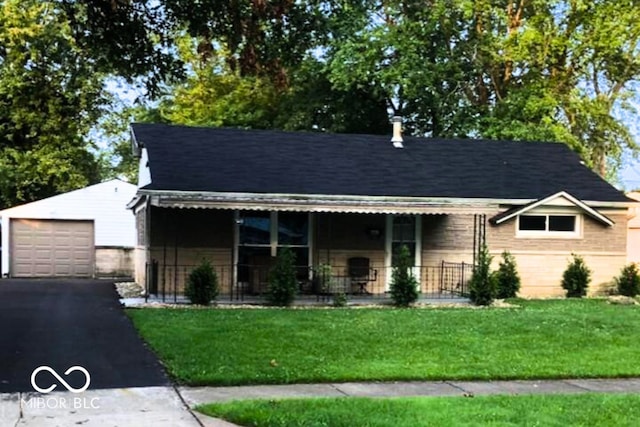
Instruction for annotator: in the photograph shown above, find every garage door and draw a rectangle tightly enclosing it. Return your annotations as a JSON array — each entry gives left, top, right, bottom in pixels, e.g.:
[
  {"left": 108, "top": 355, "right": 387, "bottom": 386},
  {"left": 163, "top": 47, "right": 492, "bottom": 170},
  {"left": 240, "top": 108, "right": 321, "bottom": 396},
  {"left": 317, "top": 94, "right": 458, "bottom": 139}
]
[{"left": 10, "top": 219, "right": 94, "bottom": 277}]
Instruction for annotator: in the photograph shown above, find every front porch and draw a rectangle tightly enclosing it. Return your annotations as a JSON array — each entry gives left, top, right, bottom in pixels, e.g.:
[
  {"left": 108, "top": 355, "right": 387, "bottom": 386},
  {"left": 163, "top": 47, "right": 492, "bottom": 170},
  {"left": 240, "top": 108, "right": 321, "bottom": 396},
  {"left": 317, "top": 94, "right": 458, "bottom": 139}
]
[
  {"left": 137, "top": 206, "right": 487, "bottom": 302},
  {"left": 144, "top": 260, "right": 475, "bottom": 303}
]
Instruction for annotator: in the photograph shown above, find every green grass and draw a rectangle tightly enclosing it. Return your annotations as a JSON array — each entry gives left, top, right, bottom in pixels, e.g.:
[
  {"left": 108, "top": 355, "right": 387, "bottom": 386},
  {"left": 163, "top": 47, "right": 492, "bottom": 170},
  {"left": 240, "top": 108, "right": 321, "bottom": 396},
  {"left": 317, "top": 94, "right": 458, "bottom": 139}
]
[
  {"left": 127, "top": 299, "right": 640, "bottom": 386},
  {"left": 199, "top": 394, "right": 640, "bottom": 426}
]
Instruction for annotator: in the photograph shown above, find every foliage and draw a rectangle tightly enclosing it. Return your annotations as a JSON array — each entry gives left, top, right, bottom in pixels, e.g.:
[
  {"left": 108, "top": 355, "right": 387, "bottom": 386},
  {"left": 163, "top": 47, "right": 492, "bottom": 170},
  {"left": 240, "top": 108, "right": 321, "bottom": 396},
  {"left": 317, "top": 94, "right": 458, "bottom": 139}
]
[
  {"left": 390, "top": 245, "right": 419, "bottom": 307},
  {"left": 185, "top": 259, "right": 218, "bottom": 305},
  {"left": 561, "top": 254, "right": 592, "bottom": 298},
  {"left": 326, "top": 0, "right": 640, "bottom": 177},
  {"left": 469, "top": 245, "right": 496, "bottom": 306},
  {"left": 615, "top": 263, "right": 640, "bottom": 297},
  {"left": 495, "top": 251, "right": 521, "bottom": 299},
  {"left": 129, "top": 299, "right": 640, "bottom": 386},
  {"left": 267, "top": 247, "right": 298, "bottom": 306},
  {"left": 332, "top": 293, "right": 348, "bottom": 308},
  {"left": 0, "top": 0, "right": 106, "bottom": 208}
]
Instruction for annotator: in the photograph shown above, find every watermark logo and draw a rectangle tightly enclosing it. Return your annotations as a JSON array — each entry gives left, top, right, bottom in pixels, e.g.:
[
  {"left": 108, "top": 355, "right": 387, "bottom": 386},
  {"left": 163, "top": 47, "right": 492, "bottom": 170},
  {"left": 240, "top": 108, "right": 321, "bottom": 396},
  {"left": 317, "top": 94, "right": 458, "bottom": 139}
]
[{"left": 30, "top": 366, "right": 91, "bottom": 393}]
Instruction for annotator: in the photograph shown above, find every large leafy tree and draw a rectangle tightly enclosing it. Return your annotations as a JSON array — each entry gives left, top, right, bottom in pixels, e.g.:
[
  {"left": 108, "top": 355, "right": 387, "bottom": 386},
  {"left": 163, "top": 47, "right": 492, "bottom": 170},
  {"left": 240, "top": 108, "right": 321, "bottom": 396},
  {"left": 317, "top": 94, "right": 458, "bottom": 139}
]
[
  {"left": 135, "top": 33, "right": 390, "bottom": 135},
  {"left": 326, "top": 0, "right": 640, "bottom": 177},
  {"left": 0, "top": 0, "right": 106, "bottom": 208}
]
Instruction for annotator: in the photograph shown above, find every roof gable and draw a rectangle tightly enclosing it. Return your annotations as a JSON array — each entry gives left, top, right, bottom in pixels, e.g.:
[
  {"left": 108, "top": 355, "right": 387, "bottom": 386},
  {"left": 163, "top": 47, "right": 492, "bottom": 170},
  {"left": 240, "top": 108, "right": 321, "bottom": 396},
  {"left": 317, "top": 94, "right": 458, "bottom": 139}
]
[
  {"left": 131, "top": 123, "right": 629, "bottom": 203},
  {"left": 0, "top": 179, "right": 137, "bottom": 217},
  {"left": 489, "top": 191, "right": 614, "bottom": 226}
]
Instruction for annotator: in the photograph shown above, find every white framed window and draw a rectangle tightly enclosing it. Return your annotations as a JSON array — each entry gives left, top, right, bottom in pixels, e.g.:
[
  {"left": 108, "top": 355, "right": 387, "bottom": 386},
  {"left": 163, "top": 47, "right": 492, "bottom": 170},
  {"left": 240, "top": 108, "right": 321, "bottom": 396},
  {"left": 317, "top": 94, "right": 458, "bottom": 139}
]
[{"left": 516, "top": 214, "right": 581, "bottom": 238}]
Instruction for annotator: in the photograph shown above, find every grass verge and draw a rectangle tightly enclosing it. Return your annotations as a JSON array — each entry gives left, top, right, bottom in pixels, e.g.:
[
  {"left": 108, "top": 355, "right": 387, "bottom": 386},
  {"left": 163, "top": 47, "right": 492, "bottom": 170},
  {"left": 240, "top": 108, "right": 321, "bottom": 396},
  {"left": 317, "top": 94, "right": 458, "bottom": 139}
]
[
  {"left": 127, "top": 299, "right": 640, "bottom": 385},
  {"left": 199, "top": 394, "right": 640, "bottom": 426}
]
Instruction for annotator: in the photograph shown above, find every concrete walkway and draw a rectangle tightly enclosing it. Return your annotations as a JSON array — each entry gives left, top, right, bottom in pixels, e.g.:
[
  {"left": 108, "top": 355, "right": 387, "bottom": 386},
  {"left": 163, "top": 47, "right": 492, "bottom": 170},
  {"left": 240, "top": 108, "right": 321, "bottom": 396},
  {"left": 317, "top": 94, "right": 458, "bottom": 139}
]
[
  {"left": 180, "top": 377, "right": 640, "bottom": 405},
  {"left": 3, "top": 379, "right": 640, "bottom": 426}
]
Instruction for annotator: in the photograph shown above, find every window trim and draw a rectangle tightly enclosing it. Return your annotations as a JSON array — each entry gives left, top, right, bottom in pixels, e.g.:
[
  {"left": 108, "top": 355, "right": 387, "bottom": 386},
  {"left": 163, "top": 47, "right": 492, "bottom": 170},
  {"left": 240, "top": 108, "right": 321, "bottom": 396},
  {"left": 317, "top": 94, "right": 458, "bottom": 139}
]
[{"left": 516, "top": 213, "right": 582, "bottom": 239}]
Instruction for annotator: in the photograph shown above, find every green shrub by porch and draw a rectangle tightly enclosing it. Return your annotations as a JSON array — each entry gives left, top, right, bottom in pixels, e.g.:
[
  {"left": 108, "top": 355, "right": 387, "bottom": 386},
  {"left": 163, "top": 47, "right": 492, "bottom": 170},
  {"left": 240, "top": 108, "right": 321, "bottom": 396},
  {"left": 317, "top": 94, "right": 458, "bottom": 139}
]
[
  {"left": 469, "top": 244, "right": 496, "bottom": 306},
  {"left": 561, "top": 254, "right": 591, "bottom": 298},
  {"left": 185, "top": 259, "right": 218, "bottom": 305},
  {"left": 390, "top": 245, "right": 419, "bottom": 307},
  {"left": 495, "top": 250, "right": 520, "bottom": 299},
  {"left": 267, "top": 247, "right": 298, "bottom": 306},
  {"left": 615, "top": 263, "right": 640, "bottom": 297}
]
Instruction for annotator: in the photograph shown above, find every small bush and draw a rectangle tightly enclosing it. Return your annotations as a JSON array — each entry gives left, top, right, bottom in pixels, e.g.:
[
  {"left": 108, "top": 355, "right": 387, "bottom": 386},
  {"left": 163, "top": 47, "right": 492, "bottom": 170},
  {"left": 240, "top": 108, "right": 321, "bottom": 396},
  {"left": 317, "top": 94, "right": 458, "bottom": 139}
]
[
  {"left": 495, "top": 250, "right": 521, "bottom": 299},
  {"left": 267, "top": 247, "right": 298, "bottom": 306},
  {"left": 469, "top": 244, "right": 496, "bottom": 306},
  {"left": 316, "top": 264, "right": 334, "bottom": 294},
  {"left": 185, "top": 259, "right": 218, "bottom": 305},
  {"left": 615, "top": 263, "right": 640, "bottom": 297},
  {"left": 332, "top": 293, "right": 348, "bottom": 307},
  {"left": 390, "top": 245, "right": 419, "bottom": 307},
  {"left": 561, "top": 254, "right": 591, "bottom": 298}
]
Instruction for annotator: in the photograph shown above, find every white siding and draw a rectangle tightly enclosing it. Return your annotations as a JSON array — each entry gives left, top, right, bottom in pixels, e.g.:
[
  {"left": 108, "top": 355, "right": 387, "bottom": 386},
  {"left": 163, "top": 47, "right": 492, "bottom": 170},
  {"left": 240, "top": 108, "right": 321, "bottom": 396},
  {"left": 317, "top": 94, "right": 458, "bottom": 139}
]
[{"left": 0, "top": 179, "right": 137, "bottom": 276}]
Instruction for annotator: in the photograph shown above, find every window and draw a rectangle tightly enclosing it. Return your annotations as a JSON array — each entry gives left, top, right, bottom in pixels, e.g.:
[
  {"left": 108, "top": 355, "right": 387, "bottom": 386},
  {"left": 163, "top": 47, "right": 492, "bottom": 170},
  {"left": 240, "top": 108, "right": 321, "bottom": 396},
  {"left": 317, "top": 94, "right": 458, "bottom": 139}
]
[
  {"left": 517, "top": 214, "right": 579, "bottom": 237},
  {"left": 237, "top": 211, "right": 311, "bottom": 282}
]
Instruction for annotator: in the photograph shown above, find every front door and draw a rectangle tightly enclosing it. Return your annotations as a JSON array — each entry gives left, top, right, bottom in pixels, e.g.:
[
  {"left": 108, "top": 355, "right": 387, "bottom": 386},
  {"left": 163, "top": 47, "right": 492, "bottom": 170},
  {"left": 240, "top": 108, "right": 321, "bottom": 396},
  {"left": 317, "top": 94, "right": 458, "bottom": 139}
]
[{"left": 385, "top": 214, "right": 422, "bottom": 289}]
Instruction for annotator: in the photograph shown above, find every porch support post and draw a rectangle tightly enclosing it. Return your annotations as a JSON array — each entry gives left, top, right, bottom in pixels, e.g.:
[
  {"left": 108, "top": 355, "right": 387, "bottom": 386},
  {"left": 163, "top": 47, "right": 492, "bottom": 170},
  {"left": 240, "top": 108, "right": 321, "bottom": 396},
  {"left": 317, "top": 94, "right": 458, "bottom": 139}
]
[
  {"left": 308, "top": 213, "right": 315, "bottom": 279},
  {"left": 232, "top": 210, "right": 240, "bottom": 300},
  {"left": 173, "top": 216, "right": 178, "bottom": 303},
  {"left": 384, "top": 214, "right": 393, "bottom": 290},
  {"left": 414, "top": 215, "right": 422, "bottom": 284},
  {"left": 162, "top": 208, "right": 168, "bottom": 302}
]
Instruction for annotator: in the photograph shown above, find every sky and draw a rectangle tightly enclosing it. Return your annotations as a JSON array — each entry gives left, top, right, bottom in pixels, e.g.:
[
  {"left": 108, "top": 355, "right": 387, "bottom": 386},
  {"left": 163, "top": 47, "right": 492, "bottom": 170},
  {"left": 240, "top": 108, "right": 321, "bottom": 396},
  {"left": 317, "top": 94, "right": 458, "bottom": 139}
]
[{"left": 621, "top": 157, "right": 640, "bottom": 191}]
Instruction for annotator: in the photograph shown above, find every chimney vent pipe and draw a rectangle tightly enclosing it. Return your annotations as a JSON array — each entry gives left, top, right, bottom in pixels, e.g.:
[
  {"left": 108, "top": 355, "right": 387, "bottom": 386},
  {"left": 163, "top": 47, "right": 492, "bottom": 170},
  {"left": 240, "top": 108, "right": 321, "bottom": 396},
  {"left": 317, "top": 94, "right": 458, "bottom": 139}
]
[{"left": 391, "top": 116, "right": 403, "bottom": 148}]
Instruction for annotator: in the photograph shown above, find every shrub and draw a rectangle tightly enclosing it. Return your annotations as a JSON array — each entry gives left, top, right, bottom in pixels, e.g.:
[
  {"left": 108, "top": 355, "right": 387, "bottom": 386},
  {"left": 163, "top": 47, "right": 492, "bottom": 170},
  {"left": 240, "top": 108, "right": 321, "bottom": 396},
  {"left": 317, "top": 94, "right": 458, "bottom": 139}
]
[
  {"left": 267, "top": 247, "right": 298, "bottom": 306},
  {"left": 495, "top": 250, "right": 521, "bottom": 299},
  {"left": 469, "top": 244, "right": 496, "bottom": 306},
  {"left": 561, "top": 254, "right": 591, "bottom": 298},
  {"left": 390, "top": 245, "right": 419, "bottom": 307},
  {"left": 185, "top": 259, "right": 218, "bottom": 305},
  {"left": 316, "top": 263, "right": 334, "bottom": 294},
  {"left": 332, "top": 293, "right": 348, "bottom": 307},
  {"left": 615, "top": 263, "right": 640, "bottom": 297}
]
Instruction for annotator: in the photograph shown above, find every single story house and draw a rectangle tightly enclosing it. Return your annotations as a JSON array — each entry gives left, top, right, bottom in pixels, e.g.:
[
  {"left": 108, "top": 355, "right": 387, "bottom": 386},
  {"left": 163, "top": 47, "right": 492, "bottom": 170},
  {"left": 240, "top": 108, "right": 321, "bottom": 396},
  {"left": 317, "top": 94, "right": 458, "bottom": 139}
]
[
  {"left": 628, "top": 192, "right": 640, "bottom": 265},
  {"left": 0, "top": 179, "right": 137, "bottom": 278},
  {"left": 129, "top": 121, "right": 636, "bottom": 298}
]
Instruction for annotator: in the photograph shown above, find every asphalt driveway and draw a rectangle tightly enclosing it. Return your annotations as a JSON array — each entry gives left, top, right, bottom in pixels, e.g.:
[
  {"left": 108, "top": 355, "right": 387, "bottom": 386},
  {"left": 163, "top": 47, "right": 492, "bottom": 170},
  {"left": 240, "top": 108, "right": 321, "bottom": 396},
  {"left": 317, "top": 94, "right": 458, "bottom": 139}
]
[{"left": 0, "top": 279, "right": 169, "bottom": 393}]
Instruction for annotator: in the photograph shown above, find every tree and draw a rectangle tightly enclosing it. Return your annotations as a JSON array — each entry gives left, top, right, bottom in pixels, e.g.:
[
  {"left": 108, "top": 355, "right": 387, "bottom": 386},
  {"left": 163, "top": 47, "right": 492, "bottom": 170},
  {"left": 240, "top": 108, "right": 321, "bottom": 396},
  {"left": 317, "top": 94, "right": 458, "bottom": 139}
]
[
  {"left": 267, "top": 248, "right": 298, "bottom": 306},
  {"left": 61, "top": 0, "right": 326, "bottom": 94},
  {"left": 495, "top": 251, "right": 521, "bottom": 299},
  {"left": 615, "top": 263, "right": 640, "bottom": 297},
  {"left": 185, "top": 259, "right": 219, "bottom": 305},
  {"left": 0, "top": 0, "right": 107, "bottom": 208},
  {"left": 561, "top": 254, "right": 592, "bottom": 298},
  {"left": 326, "top": 0, "right": 640, "bottom": 177},
  {"left": 390, "top": 245, "right": 419, "bottom": 307},
  {"left": 134, "top": 34, "right": 390, "bottom": 134},
  {"left": 469, "top": 244, "right": 496, "bottom": 306}
]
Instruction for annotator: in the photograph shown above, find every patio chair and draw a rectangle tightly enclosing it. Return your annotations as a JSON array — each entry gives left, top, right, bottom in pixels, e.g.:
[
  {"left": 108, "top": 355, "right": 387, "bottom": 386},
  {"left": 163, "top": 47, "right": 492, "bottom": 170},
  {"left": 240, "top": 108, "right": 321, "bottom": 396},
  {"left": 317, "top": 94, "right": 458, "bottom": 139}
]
[{"left": 348, "top": 257, "right": 377, "bottom": 294}]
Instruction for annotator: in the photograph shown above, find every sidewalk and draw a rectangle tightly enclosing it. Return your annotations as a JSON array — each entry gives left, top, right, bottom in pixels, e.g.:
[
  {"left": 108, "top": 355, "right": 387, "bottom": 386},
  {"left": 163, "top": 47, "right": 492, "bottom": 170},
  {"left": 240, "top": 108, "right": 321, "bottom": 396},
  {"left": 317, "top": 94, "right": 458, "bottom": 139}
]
[
  {"left": 180, "top": 377, "right": 640, "bottom": 406},
  {"left": 3, "top": 379, "right": 640, "bottom": 426}
]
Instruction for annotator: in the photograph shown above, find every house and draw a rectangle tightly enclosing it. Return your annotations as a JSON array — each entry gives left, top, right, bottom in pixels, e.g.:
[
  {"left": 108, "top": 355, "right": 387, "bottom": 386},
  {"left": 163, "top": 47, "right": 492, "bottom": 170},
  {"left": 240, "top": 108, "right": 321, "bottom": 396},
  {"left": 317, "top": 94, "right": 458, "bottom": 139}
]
[
  {"left": 628, "top": 192, "right": 640, "bottom": 265},
  {"left": 0, "top": 179, "right": 137, "bottom": 278},
  {"left": 129, "top": 122, "right": 636, "bottom": 298}
]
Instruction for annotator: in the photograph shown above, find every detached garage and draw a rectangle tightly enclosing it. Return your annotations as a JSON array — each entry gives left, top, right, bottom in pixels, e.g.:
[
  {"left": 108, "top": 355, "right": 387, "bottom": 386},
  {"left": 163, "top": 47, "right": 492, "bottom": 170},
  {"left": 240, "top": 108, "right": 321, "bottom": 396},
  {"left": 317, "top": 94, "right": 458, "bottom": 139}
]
[{"left": 0, "top": 179, "right": 137, "bottom": 278}]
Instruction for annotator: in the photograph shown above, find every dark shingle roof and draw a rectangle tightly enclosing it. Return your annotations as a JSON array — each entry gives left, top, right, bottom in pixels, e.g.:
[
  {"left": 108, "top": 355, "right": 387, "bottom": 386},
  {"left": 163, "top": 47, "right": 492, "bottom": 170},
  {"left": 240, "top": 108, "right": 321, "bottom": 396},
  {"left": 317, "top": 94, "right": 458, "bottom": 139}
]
[{"left": 131, "top": 123, "right": 629, "bottom": 202}]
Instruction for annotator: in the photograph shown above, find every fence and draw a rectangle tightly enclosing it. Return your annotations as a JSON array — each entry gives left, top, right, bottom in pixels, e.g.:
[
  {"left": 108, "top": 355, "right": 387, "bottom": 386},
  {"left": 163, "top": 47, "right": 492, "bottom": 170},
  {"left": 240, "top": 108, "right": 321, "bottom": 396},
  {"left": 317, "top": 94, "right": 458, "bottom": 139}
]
[{"left": 145, "top": 261, "right": 473, "bottom": 302}]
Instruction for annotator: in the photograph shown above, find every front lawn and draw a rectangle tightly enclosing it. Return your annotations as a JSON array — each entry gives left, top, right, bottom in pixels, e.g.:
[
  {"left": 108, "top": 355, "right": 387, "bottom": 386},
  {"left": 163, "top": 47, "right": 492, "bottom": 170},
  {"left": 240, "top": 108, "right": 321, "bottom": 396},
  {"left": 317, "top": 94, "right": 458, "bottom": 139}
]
[
  {"left": 127, "top": 299, "right": 640, "bottom": 386},
  {"left": 199, "top": 394, "right": 640, "bottom": 426}
]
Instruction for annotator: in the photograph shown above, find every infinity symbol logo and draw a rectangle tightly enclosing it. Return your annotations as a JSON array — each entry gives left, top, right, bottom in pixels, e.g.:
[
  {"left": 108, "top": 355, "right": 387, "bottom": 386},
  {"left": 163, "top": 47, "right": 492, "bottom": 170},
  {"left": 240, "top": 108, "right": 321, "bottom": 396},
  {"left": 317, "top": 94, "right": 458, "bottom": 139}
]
[{"left": 31, "top": 366, "right": 91, "bottom": 393}]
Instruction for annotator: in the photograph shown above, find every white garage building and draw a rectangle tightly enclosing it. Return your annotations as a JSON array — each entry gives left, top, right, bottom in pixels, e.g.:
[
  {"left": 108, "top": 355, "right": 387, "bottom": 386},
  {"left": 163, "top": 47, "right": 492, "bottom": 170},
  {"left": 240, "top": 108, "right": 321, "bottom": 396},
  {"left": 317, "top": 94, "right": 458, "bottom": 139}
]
[{"left": 0, "top": 179, "right": 137, "bottom": 278}]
